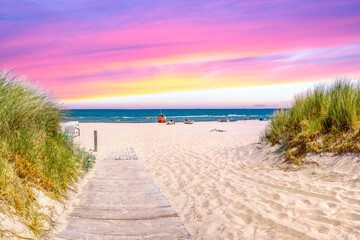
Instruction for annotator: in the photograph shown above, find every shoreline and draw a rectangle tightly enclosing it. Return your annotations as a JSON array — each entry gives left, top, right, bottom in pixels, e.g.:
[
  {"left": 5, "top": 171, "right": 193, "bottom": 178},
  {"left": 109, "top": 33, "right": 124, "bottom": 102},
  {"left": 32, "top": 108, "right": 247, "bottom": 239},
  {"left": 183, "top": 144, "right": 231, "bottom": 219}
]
[{"left": 65, "top": 119, "right": 269, "bottom": 124}]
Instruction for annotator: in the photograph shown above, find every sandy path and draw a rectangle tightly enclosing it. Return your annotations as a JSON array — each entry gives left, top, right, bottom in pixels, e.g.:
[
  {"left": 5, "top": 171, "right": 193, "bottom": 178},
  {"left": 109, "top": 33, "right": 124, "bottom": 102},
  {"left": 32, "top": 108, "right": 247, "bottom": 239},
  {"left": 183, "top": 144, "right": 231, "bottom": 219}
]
[{"left": 75, "top": 121, "right": 360, "bottom": 240}]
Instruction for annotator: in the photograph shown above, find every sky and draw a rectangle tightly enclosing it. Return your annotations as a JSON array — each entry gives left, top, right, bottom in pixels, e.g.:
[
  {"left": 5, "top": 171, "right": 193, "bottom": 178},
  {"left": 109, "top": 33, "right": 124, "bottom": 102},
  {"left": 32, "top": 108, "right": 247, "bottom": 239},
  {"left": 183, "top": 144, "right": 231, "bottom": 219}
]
[{"left": 1, "top": 0, "right": 360, "bottom": 109}]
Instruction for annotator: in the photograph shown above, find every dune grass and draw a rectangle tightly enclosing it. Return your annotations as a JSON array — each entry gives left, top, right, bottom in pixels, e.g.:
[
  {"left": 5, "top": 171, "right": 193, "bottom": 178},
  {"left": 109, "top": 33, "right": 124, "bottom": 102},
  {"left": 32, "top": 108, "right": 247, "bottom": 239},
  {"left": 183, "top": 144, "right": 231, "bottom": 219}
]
[
  {"left": 0, "top": 70, "right": 95, "bottom": 238},
  {"left": 265, "top": 79, "right": 360, "bottom": 163}
]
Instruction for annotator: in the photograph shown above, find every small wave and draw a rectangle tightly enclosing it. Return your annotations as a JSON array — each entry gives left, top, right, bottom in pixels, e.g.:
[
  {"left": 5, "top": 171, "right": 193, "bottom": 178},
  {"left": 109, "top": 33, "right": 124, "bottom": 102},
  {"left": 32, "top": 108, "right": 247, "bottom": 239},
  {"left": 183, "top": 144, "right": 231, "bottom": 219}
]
[
  {"left": 165, "top": 115, "right": 208, "bottom": 118},
  {"left": 110, "top": 116, "right": 138, "bottom": 119},
  {"left": 208, "top": 115, "right": 231, "bottom": 118},
  {"left": 227, "top": 114, "right": 246, "bottom": 117}
]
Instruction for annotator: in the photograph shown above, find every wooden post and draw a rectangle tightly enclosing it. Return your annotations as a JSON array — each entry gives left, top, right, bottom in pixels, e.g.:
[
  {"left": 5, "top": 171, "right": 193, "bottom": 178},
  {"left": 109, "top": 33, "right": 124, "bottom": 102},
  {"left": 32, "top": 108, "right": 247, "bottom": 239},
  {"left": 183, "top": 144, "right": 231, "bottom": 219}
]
[{"left": 94, "top": 130, "right": 98, "bottom": 152}]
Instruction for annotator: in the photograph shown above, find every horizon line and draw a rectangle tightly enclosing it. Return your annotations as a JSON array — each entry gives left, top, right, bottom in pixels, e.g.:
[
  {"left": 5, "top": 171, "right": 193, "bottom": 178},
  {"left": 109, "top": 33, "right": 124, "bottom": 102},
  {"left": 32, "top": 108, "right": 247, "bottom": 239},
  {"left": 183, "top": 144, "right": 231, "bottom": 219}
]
[{"left": 65, "top": 107, "right": 284, "bottom": 110}]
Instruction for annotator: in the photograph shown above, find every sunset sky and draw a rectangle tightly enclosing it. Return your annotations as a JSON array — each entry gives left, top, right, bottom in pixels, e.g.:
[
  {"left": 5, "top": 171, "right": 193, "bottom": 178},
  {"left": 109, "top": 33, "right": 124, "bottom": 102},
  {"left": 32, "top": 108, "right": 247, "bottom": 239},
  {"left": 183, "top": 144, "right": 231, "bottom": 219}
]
[{"left": 1, "top": 0, "right": 360, "bottom": 108}]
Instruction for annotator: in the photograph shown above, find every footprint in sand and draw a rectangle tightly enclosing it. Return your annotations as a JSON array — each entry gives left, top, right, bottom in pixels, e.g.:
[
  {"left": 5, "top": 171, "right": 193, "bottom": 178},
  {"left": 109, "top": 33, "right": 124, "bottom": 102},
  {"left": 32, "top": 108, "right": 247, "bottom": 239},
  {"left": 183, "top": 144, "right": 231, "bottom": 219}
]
[
  {"left": 300, "top": 199, "right": 312, "bottom": 206},
  {"left": 314, "top": 225, "right": 329, "bottom": 234},
  {"left": 268, "top": 192, "right": 281, "bottom": 201},
  {"left": 270, "top": 202, "right": 283, "bottom": 212},
  {"left": 327, "top": 202, "right": 337, "bottom": 208},
  {"left": 275, "top": 212, "right": 288, "bottom": 220}
]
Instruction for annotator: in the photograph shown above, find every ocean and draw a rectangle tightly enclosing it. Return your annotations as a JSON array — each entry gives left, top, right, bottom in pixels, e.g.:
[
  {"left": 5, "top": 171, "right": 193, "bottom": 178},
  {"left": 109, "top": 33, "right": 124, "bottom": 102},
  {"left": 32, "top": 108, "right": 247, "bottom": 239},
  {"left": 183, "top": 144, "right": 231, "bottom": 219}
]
[{"left": 64, "top": 109, "right": 277, "bottom": 123}]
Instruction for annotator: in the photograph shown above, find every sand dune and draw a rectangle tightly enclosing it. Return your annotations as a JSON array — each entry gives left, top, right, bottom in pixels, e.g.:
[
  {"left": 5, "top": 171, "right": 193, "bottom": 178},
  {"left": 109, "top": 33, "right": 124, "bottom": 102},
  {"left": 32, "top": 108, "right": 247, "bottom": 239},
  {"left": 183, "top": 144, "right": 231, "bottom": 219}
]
[{"left": 74, "top": 121, "right": 360, "bottom": 240}]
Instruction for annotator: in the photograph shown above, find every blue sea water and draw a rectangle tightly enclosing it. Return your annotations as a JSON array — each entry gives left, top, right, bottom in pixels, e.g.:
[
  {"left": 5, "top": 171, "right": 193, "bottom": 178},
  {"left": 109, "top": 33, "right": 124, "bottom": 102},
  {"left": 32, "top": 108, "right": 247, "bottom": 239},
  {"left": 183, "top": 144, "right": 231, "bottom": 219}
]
[{"left": 64, "top": 109, "right": 277, "bottom": 123}]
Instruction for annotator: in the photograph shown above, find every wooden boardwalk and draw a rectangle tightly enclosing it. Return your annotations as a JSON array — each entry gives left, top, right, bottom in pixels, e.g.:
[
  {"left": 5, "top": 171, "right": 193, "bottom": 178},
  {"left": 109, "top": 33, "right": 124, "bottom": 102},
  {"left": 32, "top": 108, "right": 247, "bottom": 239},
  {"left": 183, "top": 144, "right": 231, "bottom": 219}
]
[{"left": 57, "top": 148, "right": 190, "bottom": 240}]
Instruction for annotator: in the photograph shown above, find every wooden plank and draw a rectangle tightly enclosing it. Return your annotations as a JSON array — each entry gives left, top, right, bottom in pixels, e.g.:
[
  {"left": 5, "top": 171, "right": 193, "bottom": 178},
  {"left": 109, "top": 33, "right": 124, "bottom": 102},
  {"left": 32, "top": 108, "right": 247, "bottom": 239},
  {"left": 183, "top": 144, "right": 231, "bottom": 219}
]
[
  {"left": 81, "top": 184, "right": 162, "bottom": 193},
  {"left": 86, "top": 179, "right": 154, "bottom": 185},
  {"left": 70, "top": 206, "right": 176, "bottom": 220},
  {"left": 57, "top": 149, "right": 190, "bottom": 239},
  {"left": 104, "top": 148, "right": 139, "bottom": 161},
  {"left": 59, "top": 217, "right": 188, "bottom": 235},
  {"left": 72, "top": 202, "right": 172, "bottom": 211},
  {"left": 75, "top": 196, "right": 171, "bottom": 206},
  {"left": 58, "top": 228, "right": 190, "bottom": 240}
]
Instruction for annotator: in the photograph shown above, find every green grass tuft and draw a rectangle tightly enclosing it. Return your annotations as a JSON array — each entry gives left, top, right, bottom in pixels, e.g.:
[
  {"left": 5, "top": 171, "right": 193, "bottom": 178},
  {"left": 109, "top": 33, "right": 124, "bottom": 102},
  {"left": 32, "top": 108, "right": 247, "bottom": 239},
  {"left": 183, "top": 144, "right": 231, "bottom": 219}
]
[
  {"left": 265, "top": 79, "right": 360, "bottom": 163},
  {"left": 0, "top": 70, "right": 95, "bottom": 238}
]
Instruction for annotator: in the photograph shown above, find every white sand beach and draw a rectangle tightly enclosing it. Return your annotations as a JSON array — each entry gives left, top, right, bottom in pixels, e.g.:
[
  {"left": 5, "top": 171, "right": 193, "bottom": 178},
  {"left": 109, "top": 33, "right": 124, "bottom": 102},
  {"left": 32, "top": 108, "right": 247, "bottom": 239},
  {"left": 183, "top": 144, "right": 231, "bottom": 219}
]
[{"left": 73, "top": 121, "right": 360, "bottom": 240}]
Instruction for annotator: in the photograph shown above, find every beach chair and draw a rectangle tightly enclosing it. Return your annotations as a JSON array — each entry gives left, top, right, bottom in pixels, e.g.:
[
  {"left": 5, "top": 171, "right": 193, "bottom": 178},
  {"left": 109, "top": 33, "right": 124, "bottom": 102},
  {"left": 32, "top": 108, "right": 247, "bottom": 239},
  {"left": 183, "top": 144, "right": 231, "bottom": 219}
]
[{"left": 64, "top": 121, "right": 80, "bottom": 137}]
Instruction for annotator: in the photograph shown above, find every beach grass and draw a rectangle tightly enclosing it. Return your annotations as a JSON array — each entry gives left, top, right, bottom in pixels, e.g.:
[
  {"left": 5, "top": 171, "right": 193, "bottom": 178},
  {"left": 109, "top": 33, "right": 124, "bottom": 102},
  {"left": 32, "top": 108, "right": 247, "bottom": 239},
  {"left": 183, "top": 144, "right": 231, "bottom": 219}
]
[
  {"left": 0, "top": 70, "right": 95, "bottom": 238},
  {"left": 265, "top": 79, "right": 360, "bottom": 163}
]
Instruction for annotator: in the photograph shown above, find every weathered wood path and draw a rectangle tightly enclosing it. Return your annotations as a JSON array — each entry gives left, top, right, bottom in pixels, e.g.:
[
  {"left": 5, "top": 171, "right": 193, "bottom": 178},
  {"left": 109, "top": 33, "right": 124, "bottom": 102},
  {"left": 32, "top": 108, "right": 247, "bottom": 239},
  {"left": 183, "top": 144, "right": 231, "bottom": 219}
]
[{"left": 57, "top": 148, "right": 190, "bottom": 240}]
